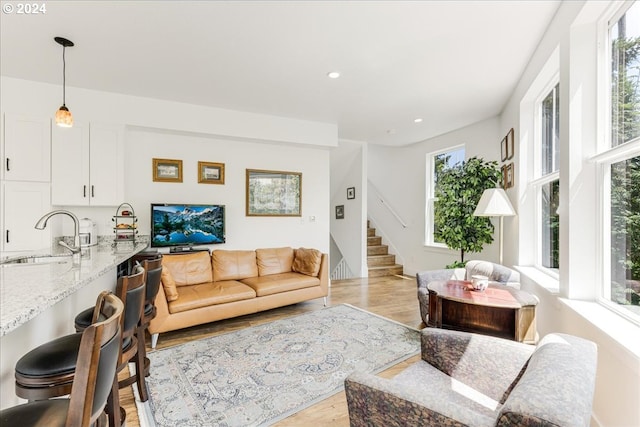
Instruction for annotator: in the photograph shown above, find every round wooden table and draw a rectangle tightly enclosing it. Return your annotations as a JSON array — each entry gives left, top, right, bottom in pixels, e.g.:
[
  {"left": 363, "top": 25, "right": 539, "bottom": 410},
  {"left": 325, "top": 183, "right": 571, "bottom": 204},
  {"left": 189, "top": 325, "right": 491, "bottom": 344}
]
[{"left": 427, "top": 280, "right": 538, "bottom": 344}]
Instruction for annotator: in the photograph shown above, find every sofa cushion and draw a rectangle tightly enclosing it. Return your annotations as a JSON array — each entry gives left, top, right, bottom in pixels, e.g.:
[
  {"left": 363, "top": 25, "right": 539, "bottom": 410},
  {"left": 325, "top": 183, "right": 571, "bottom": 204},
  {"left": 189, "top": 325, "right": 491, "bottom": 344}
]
[
  {"left": 256, "top": 247, "right": 294, "bottom": 276},
  {"left": 168, "top": 281, "right": 256, "bottom": 314},
  {"left": 496, "top": 333, "right": 597, "bottom": 427},
  {"left": 160, "top": 267, "right": 179, "bottom": 302},
  {"left": 162, "top": 252, "right": 213, "bottom": 286},
  {"left": 241, "top": 272, "right": 320, "bottom": 296},
  {"left": 292, "top": 248, "right": 322, "bottom": 277},
  {"left": 213, "top": 250, "right": 259, "bottom": 281}
]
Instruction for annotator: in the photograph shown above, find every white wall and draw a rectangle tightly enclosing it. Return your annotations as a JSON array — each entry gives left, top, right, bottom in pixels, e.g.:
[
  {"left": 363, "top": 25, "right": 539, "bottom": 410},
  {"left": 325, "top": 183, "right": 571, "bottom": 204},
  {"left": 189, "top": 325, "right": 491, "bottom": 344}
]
[
  {"left": 330, "top": 140, "right": 367, "bottom": 277},
  {"left": 367, "top": 117, "right": 503, "bottom": 276},
  {"left": 0, "top": 77, "right": 334, "bottom": 253}
]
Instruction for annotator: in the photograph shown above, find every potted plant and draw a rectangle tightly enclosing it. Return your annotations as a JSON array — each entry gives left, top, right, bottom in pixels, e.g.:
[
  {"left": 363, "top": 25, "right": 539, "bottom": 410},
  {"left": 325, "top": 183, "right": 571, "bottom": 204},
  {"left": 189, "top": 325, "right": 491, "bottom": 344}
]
[{"left": 434, "top": 156, "right": 501, "bottom": 268}]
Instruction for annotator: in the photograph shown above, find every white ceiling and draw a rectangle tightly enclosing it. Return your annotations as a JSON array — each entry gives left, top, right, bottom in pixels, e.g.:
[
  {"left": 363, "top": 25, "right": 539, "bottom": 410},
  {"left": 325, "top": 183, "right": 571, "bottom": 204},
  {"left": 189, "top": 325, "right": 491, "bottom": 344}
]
[{"left": 0, "top": 1, "right": 560, "bottom": 146}]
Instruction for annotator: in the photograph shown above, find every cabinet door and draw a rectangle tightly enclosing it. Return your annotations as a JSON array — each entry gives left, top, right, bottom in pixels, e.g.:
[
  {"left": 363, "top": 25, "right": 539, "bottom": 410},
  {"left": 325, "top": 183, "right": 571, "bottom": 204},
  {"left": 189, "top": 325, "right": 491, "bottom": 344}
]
[
  {"left": 3, "top": 114, "right": 51, "bottom": 182},
  {"left": 51, "top": 121, "right": 90, "bottom": 205},
  {"left": 89, "top": 123, "right": 124, "bottom": 206},
  {"left": 2, "top": 182, "right": 51, "bottom": 252}
]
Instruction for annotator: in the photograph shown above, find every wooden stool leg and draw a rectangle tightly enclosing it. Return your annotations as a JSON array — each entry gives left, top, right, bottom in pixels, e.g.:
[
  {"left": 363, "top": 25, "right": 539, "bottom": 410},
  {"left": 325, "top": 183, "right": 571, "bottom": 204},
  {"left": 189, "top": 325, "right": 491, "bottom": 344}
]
[
  {"left": 107, "top": 374, "right": 125, "bottom": 427},
  {"left": 135, "top": 325, "right": 149, "bottom": 401}
]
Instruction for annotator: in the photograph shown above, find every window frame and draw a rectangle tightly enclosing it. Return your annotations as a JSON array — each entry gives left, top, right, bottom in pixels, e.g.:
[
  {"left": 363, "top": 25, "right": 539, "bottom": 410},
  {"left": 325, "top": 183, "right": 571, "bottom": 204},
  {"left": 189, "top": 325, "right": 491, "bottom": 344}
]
[
  {"left": 593, "top": 0, "right": 640, "bottom": 325},
  {"left": 532, "top": 79, "right": 561, "bottom": 277},
  {"left": 424, "top": 144, "right": 465, "bottom": 248}
]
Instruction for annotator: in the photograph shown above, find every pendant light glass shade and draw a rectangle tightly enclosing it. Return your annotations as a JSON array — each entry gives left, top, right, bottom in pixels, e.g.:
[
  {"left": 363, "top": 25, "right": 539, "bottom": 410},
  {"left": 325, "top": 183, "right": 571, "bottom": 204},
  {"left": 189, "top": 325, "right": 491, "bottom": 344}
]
[
  {"left": 54, "top": 37, "right": 74, "bottom": 128},
  {"left": 55, "top": 105, "right": 73, "bottom": 127}
]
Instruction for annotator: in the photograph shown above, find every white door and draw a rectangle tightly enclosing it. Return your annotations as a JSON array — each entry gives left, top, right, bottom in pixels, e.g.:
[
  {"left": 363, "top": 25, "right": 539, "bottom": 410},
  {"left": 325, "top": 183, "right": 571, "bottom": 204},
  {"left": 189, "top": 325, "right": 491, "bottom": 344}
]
[
  {"left": 89, "top": 123, "right": 124, "bottom": 206},
  {"left": 3, "top": 181, "right": 51, "bottom": 252},
  {"left": 3, "top": 114, "right": 50, "bottom": 182},
  {"left": 51, "top": 121, "right": 90, "bottom": 205}
]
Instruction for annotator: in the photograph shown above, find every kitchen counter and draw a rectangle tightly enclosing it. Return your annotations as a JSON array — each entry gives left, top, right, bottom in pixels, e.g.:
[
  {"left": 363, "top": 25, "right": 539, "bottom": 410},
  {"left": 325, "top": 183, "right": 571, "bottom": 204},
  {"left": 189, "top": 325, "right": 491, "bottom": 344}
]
[{"left": 0, "top": 240, "right": 148, "bottom": 336}]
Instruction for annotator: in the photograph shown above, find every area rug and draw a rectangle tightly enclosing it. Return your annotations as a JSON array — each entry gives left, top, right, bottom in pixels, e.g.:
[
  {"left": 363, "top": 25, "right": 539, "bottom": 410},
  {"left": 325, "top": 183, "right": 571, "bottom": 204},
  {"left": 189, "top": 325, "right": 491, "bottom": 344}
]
[{"left": 142, "top": 304, "right": 420, "bottom": 427}]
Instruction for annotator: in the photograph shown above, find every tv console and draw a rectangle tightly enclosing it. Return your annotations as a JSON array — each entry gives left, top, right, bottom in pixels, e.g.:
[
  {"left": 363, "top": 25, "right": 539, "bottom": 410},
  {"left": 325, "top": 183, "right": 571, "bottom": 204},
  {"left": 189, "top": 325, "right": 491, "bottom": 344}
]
[{"left": 169, "top": 246, "right": 209, "bottom": 253}]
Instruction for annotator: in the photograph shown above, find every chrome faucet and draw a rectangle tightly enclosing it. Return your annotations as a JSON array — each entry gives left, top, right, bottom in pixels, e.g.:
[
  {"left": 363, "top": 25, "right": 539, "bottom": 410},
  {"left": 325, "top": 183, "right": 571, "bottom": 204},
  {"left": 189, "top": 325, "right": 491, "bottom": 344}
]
[{"left": 34, "top": 210, "right": 82, "bottom": 254}]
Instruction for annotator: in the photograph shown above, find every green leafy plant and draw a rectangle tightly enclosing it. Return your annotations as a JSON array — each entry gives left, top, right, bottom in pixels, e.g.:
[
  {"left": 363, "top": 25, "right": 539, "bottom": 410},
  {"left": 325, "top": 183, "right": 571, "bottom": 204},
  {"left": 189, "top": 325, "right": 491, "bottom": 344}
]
[{"left": 434, "top": 156, "right": 502, "bottom": 268}]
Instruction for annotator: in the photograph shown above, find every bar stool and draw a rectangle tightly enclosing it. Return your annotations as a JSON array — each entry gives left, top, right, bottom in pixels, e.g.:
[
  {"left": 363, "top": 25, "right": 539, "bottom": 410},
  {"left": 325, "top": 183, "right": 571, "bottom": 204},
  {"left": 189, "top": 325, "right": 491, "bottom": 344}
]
[
  {"left": 15, "top": 267, "right": 146, "bottom": 427},
  {"left": 138, "top": 256, "right": 162, "bottom": 376},
  {"left": 6, "top": 291, "right": 123, "bottom": 426}
]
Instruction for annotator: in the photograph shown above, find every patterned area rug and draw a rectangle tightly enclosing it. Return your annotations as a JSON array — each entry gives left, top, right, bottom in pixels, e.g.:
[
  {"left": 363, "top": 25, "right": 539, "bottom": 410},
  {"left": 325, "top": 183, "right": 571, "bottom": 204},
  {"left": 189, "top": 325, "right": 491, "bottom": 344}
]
[{"left": 143, "top": 304, "right": 420, "bottom": 427}]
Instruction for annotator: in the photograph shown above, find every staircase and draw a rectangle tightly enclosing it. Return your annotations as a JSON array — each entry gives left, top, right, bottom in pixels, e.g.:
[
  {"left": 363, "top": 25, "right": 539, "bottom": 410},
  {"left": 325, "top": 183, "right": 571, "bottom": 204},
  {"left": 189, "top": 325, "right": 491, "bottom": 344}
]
[{"left": 367, "top": 221, "right": 403, "bottom": 277}]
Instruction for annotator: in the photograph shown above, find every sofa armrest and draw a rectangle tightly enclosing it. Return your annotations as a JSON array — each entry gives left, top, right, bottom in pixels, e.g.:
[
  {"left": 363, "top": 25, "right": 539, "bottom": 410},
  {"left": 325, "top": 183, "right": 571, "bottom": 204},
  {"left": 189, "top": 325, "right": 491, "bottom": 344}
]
[
  {"left": 345, "top": 371, "right": 494, "bottom": 427},
  {"left": 148, "top": 280, "right": 171, "bottom": 335},
  {"left": 421, "top": 329, "right": 534, "bottom": 403},
  {"left": 317, "top": 253, "right": 329, "bottom": 296},
  {"left": 416, "top": 268, "right": 464, "bottom": 290}
]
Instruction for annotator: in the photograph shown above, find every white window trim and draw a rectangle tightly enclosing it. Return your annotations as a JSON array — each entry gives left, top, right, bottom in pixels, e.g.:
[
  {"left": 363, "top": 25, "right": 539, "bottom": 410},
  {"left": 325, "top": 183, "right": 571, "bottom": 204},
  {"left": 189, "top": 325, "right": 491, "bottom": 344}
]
[{"left": 424, "top": 144, "right": 464, "bottom": 248}]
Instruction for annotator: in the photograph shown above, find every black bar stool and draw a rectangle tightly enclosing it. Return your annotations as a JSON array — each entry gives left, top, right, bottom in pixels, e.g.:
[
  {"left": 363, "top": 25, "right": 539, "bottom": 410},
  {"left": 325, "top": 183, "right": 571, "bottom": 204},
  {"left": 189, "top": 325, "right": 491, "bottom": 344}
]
[
  {"left": 5, "top": 291, "right": 123, "bottom": 426},
  {"left": 15, "top": 267, "right": 146, "bottom": 427}
]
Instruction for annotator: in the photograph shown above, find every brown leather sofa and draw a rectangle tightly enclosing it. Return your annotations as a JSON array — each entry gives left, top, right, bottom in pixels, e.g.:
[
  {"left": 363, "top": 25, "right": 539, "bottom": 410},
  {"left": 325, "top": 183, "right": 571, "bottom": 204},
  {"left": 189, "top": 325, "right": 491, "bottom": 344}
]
[{"left": 148, "top": 247, "right": 329, "bottom": 347}]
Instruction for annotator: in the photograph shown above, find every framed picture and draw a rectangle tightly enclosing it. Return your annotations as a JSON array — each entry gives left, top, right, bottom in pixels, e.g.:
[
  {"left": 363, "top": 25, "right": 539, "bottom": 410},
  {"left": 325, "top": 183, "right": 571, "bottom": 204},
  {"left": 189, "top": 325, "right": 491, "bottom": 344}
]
[
  {"left": 506, "top": 128, "right": 515, "bottom": 160},
  {"left": 336, "top": 205, "right": 345, "bottom": 219},
  {"left": 246, "top": 169, "right": 302, "bottom": 216},
  {"left": 500, "top": 136, "right": 508, "bottom": 162},
  {"left": 347, "top": 187, "right": 356, "bottom": 200},
  {"left": 501, "top": 164, "right": 508, "bottom": 188},
  {"left": 505, "top": 162, "right": 515, "bottom": 188},
  {"left": 153, "top": 158, "right": 183, "bottom": 183},
  {"left": 198, "top": 161, "right": 225, "bottom": 184}
]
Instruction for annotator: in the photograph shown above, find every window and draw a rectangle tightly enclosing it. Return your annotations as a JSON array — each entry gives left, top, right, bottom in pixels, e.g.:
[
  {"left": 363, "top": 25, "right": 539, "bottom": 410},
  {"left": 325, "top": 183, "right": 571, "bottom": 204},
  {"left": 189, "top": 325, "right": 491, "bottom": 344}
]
[
  {"left": 425, "top": 146, "right": 464, "bottom": 246},
  {"left": 537, "top": 83, "right": 560, "bottom": 272},
  {"left": 598, "top": 2, "right": 640, "bottom": 322}
]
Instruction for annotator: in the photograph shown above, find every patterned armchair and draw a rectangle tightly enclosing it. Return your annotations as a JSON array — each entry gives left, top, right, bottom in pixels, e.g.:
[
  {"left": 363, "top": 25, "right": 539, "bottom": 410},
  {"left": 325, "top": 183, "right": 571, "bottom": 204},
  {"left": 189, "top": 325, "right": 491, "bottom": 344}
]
[
  {"left": 345, "top": 328, "right": 597, "bottom": 427},
  {"left": 416, "top": 260, "right": 520, "bottom": 325}
]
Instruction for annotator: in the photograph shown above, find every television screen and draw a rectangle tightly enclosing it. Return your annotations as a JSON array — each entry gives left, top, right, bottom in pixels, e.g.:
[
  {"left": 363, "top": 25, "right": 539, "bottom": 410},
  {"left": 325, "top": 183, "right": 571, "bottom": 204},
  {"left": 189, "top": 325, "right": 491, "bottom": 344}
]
[{"left": 151, "top": 203, "right": 225, "bottom": 247}]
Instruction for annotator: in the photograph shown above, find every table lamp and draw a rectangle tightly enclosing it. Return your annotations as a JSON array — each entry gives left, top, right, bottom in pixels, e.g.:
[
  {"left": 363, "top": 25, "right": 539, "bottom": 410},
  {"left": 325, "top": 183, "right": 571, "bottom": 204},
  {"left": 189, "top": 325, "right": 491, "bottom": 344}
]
[{"left": 473, "top": 188, "right": 516, "bottom": 264}]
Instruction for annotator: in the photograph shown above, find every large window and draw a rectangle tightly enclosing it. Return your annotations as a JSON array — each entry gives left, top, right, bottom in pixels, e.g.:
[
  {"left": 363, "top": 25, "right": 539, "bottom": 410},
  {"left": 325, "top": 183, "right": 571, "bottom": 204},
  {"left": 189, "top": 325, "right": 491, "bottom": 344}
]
[
  {"left": 537, "top": 83, "right": 560, "bottom": 272},
  {"left": 600, "top": 2, "right": 640, "bottom": 322},
  {"left": 425, "top": 146, "right": 464, "bottom": 246}
]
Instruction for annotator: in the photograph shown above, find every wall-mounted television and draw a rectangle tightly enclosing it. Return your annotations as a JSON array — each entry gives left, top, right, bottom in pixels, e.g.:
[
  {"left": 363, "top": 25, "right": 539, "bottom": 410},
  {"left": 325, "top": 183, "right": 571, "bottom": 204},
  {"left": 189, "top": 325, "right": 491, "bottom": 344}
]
[{"left": 151, "top": 203, "right": 225, "bottom": 248}]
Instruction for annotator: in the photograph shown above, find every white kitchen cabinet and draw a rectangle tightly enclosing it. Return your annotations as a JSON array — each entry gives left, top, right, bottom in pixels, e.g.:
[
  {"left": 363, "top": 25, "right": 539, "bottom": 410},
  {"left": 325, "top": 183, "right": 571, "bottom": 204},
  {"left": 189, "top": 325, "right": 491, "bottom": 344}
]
[
  {"left": 51, "top": 122, "right": 124, "bottom": 206},
  {"left": 3, "top": 114, "right": 51, "bottom": 182},
  {"left": 2, "top": 181, "right": 51, "bottom": 252}
]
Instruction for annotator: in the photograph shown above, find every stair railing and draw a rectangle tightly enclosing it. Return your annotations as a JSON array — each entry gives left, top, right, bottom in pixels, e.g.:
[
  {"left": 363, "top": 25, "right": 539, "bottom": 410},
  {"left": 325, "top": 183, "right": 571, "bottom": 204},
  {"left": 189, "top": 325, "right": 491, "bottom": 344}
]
[
  {"left": 368, "top": 180, "right": 407, "bottom": 228},
  {"left": 331, "top": 257, "right": 353, "bottom": 280}
]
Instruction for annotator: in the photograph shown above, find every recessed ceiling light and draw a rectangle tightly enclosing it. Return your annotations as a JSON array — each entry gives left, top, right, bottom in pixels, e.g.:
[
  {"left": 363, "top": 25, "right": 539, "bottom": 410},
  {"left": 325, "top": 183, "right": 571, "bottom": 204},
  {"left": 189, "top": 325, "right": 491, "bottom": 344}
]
[
  {"left": 327, "top": 71, "right": 340, "bottom": 79},
  {"left": 414, "top": 118, "right": 423, "bottom": 123}
]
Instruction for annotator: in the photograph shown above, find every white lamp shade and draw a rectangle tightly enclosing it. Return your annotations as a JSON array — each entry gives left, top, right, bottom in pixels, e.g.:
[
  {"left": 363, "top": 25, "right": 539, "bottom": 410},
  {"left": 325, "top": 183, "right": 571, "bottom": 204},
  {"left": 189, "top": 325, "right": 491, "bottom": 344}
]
[{"left": 474, "top": 188, "right": 516, "bottom": 217}]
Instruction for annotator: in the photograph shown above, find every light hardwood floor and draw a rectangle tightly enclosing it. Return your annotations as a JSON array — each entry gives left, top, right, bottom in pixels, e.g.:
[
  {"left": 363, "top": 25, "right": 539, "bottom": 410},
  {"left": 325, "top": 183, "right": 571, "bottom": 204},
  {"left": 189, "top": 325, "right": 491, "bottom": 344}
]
[{"left": 120, "top": 274, "right": 423, "bottom": 427}]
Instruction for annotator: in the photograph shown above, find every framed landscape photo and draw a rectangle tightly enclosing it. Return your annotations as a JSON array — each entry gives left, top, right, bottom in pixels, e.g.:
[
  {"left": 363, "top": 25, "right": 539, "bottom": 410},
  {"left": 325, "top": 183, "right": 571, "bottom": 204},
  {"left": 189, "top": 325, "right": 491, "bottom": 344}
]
[
  {"left": 153, "top": 158, "right": 183, "bottom": 183},
  {"left": 246, "top": 169, "right": 302, "bottom": 216},
  {"left": 198, "top": 161, "right": 225, "bottom": 184},
  {"left": 347, "top": 187, "right": 355, "bottom": 200},
  {"left": 336, "top": 205, "right": 345, "bottom": 219}
]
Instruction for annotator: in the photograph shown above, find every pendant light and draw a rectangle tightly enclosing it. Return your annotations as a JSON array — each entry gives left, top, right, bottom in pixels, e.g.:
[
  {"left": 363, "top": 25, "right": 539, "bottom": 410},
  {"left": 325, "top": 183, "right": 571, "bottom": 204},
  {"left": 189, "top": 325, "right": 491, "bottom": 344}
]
[{"left": 54, "top": 36, "right": 74, "bottom": 128}]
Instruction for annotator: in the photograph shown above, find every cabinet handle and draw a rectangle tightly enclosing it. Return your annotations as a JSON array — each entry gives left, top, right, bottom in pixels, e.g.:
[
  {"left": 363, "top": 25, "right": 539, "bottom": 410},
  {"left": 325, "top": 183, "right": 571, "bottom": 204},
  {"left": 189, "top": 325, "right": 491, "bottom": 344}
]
[
  {"left": 5, "top": 230, "right": 9, "bottom": 243},
  {"left": 91, "top": 185, "right": 94, "bottom": 198},
  {"left": 83, "top": 185, "right": 87, "bottom": 198},
  {"left": 5, "top": 158, "right": 9, "bottom": 171}
]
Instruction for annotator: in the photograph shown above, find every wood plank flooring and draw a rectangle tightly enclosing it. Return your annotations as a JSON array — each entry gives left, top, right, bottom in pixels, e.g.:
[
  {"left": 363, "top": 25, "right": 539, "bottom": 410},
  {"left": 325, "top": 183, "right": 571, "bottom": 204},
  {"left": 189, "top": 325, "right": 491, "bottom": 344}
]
[{"left": 121, "top": 274, "right": 423, "bottom": 427}]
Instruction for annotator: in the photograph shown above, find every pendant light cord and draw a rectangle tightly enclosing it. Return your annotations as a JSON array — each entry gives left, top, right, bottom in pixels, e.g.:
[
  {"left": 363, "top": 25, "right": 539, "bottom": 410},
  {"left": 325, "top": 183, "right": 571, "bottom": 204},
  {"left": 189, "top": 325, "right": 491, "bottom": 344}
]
[{"left": 62, "top": 45, "right": 66, "bottom": 105}]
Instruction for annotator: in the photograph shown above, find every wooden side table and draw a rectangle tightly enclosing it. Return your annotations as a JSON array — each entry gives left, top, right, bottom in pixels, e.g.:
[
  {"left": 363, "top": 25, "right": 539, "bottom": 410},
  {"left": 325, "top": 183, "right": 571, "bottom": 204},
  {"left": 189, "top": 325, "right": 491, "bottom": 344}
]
[{"left": 427, "top": 280, "right": 538, "bottom": 344}]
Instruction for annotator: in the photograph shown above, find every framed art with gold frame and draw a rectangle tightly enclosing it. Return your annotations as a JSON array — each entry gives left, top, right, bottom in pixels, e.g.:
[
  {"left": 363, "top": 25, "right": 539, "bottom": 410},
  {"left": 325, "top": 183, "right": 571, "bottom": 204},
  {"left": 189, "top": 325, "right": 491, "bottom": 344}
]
[
  {"left": 153, "top": 158, "right": 183, "bottom": 183},
  {"left": 198, "top": 161, "right": 225, "bottom": 184}
]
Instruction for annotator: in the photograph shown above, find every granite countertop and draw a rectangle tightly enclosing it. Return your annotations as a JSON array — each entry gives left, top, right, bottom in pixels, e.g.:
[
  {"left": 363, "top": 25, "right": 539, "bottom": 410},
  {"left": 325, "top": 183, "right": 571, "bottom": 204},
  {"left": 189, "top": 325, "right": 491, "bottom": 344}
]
[{"left": 0, "top": 240, "right": 149, "bottom": 336}]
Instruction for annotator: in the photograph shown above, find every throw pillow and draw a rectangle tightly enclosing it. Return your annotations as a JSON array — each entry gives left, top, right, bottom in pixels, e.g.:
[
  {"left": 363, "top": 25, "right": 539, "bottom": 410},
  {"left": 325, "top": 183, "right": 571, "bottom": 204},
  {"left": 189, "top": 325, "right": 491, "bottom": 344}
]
[
  {"left": 292, "top": 248, "right": 322, "bottom": 277},
  {"left": 161, "top": 267, "right": 179, "bottom": 302}
]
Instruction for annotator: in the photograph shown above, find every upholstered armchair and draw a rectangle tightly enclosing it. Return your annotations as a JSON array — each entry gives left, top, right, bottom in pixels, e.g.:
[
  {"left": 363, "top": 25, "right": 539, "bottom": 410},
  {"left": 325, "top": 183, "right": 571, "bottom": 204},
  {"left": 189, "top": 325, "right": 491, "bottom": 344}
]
[
  {"left": 345, "top": 328, "right": 597, "bottom": 427},
  {"left": 416, "top": 260, "right": 520, "bottom": 325}
]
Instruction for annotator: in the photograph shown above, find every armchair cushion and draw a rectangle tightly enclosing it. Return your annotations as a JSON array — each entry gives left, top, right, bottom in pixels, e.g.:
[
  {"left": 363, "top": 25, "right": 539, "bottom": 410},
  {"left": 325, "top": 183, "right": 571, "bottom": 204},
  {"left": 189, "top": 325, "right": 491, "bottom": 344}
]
[{"left": 345, "top": 329, "right": 597, "bottom": 427}]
